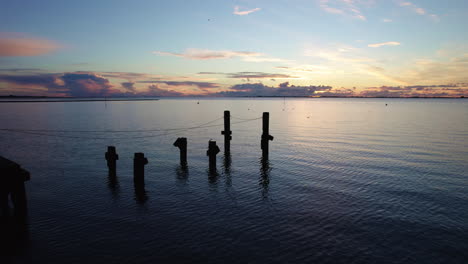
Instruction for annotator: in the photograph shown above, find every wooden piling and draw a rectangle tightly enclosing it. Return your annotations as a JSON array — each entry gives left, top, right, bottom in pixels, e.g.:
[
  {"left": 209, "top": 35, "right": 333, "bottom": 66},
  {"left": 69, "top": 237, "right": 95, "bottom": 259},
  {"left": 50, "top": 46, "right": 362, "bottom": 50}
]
[
  {"left": 133, "top": 153, "right": 148, "bottom": 184},
  {"left": 105, "top": 146, "right": 119, "bottom": 175},
  {"left": 0, "top": 156, "right": 30, "bottom": 218},
  {"left": 261, "top": 112, "right": 274, "bottom": 159},
  {"left": 173, "top": 137, "right": 188, "bottom": 166},
  {"left": 221, "top": 110, "right": 232, "bottom": 153},
  {"left": 206, "top": 140, "right": 220, "bottom": 172}
]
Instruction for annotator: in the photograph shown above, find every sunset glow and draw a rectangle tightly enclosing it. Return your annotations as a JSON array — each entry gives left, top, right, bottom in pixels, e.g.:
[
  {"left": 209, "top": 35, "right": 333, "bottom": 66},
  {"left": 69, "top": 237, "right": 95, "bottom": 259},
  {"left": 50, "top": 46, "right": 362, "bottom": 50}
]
[{"left": 0, "top": 0, "right": 467, "bottom": 97}]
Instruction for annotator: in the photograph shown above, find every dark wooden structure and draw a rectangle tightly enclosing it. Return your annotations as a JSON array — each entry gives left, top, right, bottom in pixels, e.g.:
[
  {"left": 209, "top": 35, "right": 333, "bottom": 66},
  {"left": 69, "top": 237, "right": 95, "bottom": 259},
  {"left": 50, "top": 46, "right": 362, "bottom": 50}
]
[
  {"left": 261, "top": 112, "right": 274, "bottom": 159},
  {"left": 133, "top": 153, "right": 148, "bottom": 184},
  {"left": 0, "top": 156, "right": 30, "bottom": 217},
  {"left": 221, "top": 110, "right": 232, "bottom": 154},
  {"left": 206, "top": 140, "right": 220, "bottom": 172},
  {"left": 173, "top": 137, "right": 188, "bottom": 166},
  {"left": 105, "top": 146, "right": 119, "bottom": 176}
]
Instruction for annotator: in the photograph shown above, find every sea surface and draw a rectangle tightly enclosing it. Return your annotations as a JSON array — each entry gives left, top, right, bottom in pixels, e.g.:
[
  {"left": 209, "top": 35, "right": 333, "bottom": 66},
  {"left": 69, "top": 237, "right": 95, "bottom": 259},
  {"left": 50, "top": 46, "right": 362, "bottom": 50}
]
[{"left": 0, "top": 98, "right": 467, "bottom": 263}]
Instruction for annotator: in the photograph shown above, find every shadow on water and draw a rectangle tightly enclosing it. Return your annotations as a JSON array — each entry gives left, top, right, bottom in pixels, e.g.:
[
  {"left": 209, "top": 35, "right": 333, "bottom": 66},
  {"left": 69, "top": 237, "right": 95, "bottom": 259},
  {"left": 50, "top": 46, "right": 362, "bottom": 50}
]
[
  {"left": 107, "top": 171, "right": 120, "bottom": 199},
  {"left": 259, "top": 156, "right": 272, "bottom": 199},
  {"left": 175, "top": 165, "right": 189, "bottom": 185}
]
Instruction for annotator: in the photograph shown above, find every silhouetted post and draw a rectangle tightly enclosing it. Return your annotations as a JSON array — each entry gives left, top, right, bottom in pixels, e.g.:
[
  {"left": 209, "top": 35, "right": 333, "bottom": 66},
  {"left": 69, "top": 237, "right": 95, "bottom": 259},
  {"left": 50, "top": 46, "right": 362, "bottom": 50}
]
[
  {"left": 261, "top": 112, "right": 274, "bottom": 159},
  {"left": 0, "top": 156, "right": 30, "bottom": 218},
  {"left": 105, "top": 146, "right": 119, "bottom": 176},
  {"left": 133, "top": 153, "right": 148, "bottom": 184},
  {"left": 221, "top": 110, "right": 232, "bottom": 154},
  {"left": 173, "top": 137, "right": 187, "bottom": 166},
  {"left": 207, "top": 140, "right": 220, "bottom": 172}
]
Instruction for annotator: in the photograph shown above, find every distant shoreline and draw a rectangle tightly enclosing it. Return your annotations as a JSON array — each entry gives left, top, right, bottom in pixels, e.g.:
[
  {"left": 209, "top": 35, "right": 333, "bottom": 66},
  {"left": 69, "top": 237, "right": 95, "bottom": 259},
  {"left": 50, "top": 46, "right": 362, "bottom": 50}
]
[
  {"left": 0, "top": 95, "right": 465, "bottom": 103},
  {"left": 0, "top": 97, "right": 160, "bottom": 103}
]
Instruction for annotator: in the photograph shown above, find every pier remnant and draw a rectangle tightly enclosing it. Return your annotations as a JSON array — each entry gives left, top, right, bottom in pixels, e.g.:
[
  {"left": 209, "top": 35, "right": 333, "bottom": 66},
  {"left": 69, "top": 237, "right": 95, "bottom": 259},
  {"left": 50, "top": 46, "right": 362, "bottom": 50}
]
[
  {"left": 105, "top": 146, "right": 119, "bottom": 176},
  {"left": 261, "top": 112, "right": 274, "bottom": 159},
  {"left": 207, "top": 140, "right": 220, "bottom": 172},
  {"left": 133, "top": 153, "right": 148, "bottom": 184},
  {"left": 173, "top": 137, "right": 188, "bottom": 166},
  {"left": 0, "top": 156, "right": 30, "bottom": 218},
  {"left": 221, "top": 110, "right": 232, "bottom": 154}
]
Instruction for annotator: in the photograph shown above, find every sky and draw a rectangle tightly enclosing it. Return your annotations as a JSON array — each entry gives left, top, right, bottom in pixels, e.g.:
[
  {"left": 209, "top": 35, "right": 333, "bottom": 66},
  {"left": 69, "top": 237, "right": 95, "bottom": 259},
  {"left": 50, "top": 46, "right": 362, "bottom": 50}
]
[{"left": 0, "top": 0, "right": 467, "bottom": 97}]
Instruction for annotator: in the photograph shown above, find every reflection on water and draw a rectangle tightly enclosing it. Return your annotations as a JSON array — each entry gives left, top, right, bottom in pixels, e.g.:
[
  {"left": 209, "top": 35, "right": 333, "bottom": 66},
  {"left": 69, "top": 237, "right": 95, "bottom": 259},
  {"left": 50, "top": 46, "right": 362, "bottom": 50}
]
[
  {"left": 208, "top": 169, "right": 219, "bottom": 185},
  {"left": 107, "top": 171, "right": 120, "bottom": 199},
  {"left": 134, "top": 183, "right": 148, "bottom": 205},
  {"left": 259, "top": 157, "right": 271, "bottom": 199},
  {"left": 223, "top": 153, "right": 232, "bottom": 187},
  {"left": 175, "top": 165, "right": 189, "bottom": 185}
]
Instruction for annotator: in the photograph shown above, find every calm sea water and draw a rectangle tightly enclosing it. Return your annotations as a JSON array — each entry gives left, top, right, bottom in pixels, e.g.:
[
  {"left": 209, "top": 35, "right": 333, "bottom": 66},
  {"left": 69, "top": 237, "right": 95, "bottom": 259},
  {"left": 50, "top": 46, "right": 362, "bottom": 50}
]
[{"left": 1, "top": 98, "right": 467, "bottom": 263}]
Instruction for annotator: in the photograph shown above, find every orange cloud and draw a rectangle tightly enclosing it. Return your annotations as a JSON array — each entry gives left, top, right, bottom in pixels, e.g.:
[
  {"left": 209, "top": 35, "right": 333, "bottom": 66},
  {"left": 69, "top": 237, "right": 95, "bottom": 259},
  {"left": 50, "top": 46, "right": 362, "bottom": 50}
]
[{"left": 0, "top": 33, "right": 61, "bottom": 56}]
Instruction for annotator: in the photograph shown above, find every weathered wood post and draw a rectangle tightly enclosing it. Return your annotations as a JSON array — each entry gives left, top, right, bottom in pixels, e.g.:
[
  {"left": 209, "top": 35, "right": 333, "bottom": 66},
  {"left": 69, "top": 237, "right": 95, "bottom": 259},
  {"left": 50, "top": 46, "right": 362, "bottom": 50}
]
[
  {"left": 133, "top": 153, "right": 148, "bottom": 184},
  {"left": 261, "top": 112, "right": 274, "bottom": 159},
  {"left": 207, "top": 140, "right": 220, "bottom": 172},
  {"left": 105, "top": 146, "right": 119, "bottom": 175},
  {"left": 0, "top": 156, "right": 30, "bottom": 218},
  {"left": 221, "top": 110, "right": 232, "bottom": 154},
  {"left": 173, "top": 137, "right": 187, "bottom": 166}
]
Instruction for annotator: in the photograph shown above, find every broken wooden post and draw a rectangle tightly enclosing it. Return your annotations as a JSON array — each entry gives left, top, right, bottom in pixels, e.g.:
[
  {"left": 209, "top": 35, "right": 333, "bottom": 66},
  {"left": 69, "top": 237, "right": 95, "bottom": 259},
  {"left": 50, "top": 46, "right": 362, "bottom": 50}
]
[
  {"left": 173, "top": 137, "right": 187, "bottom": 166},
  {"left": 133, "top": 153, "right": 148, "bottom": 184},
  {"left": 221, "top": 110, "right": 232, "bottom": 154},
  {"left": 261, "top": 112, "right": 274, "bottom": 159},
  {"left": 105, "top": 146, "right": 119, "bottom": 176},
  {"left": 0, "top": 156, "right": 30, "bottom": 218},
  {"left": 206, "top": 140, "right": 220, "bottom": 172}
]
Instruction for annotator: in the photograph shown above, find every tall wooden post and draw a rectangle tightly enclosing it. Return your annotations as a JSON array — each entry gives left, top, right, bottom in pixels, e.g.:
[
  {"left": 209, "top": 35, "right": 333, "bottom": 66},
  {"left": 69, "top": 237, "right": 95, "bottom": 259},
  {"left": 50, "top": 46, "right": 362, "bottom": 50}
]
[
  {"left": 133, "top": 153, "right": 148, "bottom": 184},
  {"left": 0, "top": 156, "right": 30, "bottom": 218},
  {"left": 221, "top": 110, "right": 232, "bottom": 154},
  {"left": 105, "top": 146, "right": 119, "bottom": 176},
  {"left": 261, "top": 112, "right": 274, "bottom": 159},
  {"left": 207, "top": 140, "right": 220, "bottom": 172},
  {"left": 173, "top": 137, "right": 187, "bottom": 166}
]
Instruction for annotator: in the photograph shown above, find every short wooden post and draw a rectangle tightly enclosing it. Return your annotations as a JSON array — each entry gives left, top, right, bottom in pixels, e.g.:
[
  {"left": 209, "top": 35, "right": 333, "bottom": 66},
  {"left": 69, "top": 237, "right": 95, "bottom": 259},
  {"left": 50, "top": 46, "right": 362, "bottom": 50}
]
[
  {"left": 206, "top": 140, "right": 220, "bottom": 172},
  {"left": 261, "top": 112, "right": 274, "bottom": 159},
  {"left": 173, "top": 137, "right": 187, "bottom": 166},
  {"left": 105, "top": 146, "right": 119, "bottom": 175},
  {"left": 133, "top": 153, "right": 148, "bottom": 184},
  {"left": 221, "top": 110, "right": 232, "bottom": 153}
]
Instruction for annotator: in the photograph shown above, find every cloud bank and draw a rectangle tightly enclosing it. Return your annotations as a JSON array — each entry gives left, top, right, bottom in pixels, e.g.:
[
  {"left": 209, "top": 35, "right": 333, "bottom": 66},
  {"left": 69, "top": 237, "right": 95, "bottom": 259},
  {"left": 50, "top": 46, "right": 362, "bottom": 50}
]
[
  {"left": 1, "top": 70, "right": 466, "bottom": 98},
  {"left": 215, "top": 82, "right": 332, "bottom": 97},
  {"left": 0, "top": 72, "right": 119, "bottom": 96},
  {"left": 137, "top": 80, "right": 219, "bottom": 90},
  {"left": 0, "top": 71, "right": 219, "bottom": 96}
]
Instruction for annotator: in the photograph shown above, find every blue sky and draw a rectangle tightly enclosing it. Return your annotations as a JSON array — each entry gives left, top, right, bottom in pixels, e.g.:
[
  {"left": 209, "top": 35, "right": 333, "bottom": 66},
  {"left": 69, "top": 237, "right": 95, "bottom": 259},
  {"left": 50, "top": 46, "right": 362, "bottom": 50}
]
[{"left": 0, "top": 0, "right": 467, "bottom": 97}]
